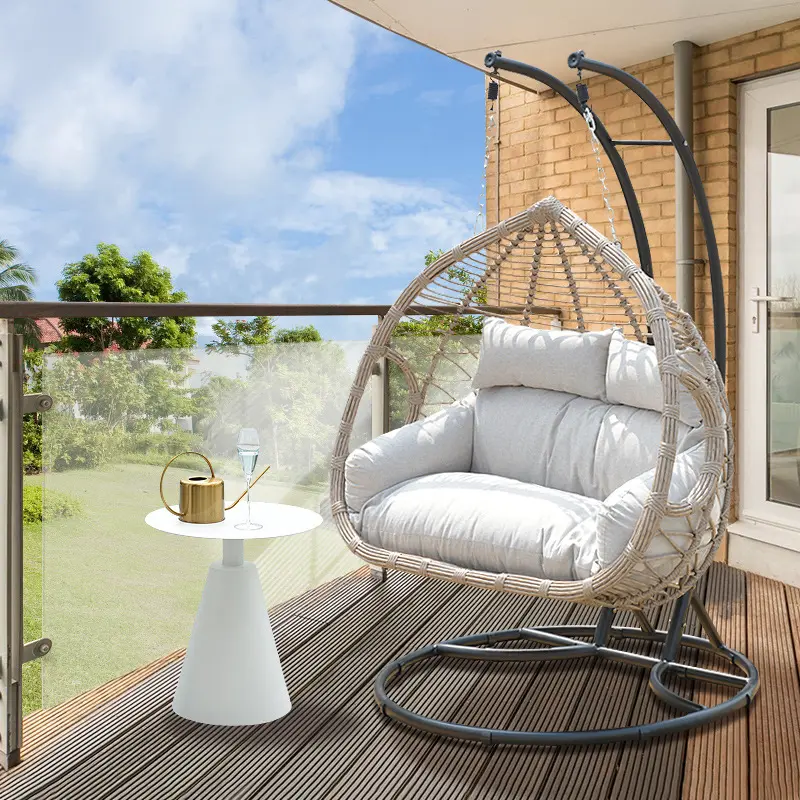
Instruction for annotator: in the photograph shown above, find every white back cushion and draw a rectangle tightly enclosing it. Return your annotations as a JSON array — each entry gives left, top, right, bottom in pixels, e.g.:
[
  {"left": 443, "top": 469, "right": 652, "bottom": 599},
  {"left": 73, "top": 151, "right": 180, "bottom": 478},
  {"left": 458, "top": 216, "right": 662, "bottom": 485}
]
[
  {"left": 471, "top": 386, "right": 684, "bottom": 501},
  {"left": 473, "top": 319, "right": 613, "bottom": 401},
  {"left": 606, "top": 329, "right": 702, "bottom": 427}
]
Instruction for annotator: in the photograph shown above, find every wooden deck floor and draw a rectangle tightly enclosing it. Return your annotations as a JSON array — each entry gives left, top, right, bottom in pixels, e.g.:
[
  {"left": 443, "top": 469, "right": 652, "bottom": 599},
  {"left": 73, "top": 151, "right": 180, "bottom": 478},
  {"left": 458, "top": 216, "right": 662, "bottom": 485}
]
[{"left": 2, "top": 562, "right": 799, "bottom": 800}]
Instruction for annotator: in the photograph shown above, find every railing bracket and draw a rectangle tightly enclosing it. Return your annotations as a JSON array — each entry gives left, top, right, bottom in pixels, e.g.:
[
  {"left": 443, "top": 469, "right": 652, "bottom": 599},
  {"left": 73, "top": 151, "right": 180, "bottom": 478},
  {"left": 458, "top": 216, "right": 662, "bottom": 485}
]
[
  {"left": 22, "top": 637, "right": 52, "bottom": 664},
  {"left": 22, "top": 394, "right": 53, "bottom": 415}
]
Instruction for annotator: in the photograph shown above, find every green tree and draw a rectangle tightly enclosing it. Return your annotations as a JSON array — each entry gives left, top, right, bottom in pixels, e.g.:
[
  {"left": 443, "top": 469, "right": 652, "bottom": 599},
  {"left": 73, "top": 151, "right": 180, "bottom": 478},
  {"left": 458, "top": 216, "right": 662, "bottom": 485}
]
[
  {"left": 0, "top": 240, "right": 36, "bottom": 301},
  {"left": 206, "top": 317, "right": 275, "bottom": 353},
  {"left": 272, "top": 325, "right": 322, "bottom": 344},
  {"left": 57, "top": 244, "right": 195, "bottom": 351},
  {"left": 0, "top": 239, "right": 40, "bottom": 347}
]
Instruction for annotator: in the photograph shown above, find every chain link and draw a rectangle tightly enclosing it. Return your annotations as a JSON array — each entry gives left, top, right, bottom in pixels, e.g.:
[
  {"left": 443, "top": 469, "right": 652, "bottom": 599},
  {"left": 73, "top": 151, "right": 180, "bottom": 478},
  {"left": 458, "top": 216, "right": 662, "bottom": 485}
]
[
  {"left": 477, "top": 110, "right": 496, "bottom": 232},
  {"left": 583, "top": 107, "right": 621, "bottom": 247},
  {"left": 476, "top": 98, "right": 498, "bottom": 233}
]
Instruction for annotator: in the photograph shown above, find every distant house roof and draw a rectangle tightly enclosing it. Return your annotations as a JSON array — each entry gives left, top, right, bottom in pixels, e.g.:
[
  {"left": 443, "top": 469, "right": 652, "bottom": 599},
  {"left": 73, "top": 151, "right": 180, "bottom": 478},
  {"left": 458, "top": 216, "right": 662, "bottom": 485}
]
[{"left": 35, "top": 317, "right": 63, "bottom": 345}]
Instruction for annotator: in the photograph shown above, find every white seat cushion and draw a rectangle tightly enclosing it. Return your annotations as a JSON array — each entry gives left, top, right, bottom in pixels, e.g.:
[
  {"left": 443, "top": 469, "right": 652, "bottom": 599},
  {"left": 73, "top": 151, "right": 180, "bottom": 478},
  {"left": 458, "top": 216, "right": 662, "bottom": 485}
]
[
  {"left": 472, "top": 318, "right": 613, "bottom": 400},
  {"left": 353, "top": 472, "right": 601, "bottom": 581}
]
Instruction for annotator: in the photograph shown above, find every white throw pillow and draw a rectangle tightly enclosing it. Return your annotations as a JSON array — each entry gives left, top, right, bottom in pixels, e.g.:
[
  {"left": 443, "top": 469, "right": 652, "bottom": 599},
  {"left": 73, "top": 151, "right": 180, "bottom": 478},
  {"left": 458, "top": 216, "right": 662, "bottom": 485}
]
[
  {"left": 595, "top": 437, "right": 718, "bottom": 570},
  {"left": 605, "top": 329, "right": 702, "bottom": 427},
  {"left": 472, "top": 318, "right": 613, "bottom": 401}
]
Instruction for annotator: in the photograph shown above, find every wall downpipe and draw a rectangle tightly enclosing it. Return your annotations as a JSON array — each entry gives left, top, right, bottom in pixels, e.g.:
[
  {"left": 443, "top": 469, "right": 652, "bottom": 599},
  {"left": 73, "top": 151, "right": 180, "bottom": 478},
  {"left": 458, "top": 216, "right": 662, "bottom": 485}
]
[{"left": 674, "top": 40, "right": 696, "bottom": 318}]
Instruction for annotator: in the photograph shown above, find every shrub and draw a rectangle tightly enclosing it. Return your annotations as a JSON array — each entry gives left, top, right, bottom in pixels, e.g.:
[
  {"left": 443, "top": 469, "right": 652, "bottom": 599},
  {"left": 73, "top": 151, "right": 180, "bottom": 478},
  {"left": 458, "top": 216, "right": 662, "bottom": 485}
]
[
  {"left": 43, "top": 414, "right": 123, "bottom": 471},
  {"left": 23, "top": 484, "right": 82, "bottom": 523},
  {"left": 23, "top": 415, "right": 42, "bottom": 474},
  {"left": 126, "top": 426, "right": 202, "bottom": 457}
]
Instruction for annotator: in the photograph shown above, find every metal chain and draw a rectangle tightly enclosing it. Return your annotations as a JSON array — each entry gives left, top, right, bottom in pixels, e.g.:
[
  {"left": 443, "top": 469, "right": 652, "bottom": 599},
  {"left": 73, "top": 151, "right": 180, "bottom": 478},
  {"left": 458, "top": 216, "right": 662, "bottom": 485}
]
[
  {"left": 583, "top": 107, "right": 621, "bottom": 247},
  {"left": 477, "top": 100, "right": 497, "bottom": 233}
]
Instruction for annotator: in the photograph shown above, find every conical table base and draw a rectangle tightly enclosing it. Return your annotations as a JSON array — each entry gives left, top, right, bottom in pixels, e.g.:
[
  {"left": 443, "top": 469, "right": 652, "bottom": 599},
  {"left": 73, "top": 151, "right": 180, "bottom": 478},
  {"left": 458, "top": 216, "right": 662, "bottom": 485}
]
[{"left": 173, "top": 557, "right": 292, "bottom": 726}]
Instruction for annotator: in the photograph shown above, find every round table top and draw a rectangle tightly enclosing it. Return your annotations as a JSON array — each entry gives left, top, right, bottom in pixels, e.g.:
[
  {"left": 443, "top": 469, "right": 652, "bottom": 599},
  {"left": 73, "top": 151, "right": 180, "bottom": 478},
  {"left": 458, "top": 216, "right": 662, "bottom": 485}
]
[{"left": 145, "top": 502, "right": 323, "bottom": 540}]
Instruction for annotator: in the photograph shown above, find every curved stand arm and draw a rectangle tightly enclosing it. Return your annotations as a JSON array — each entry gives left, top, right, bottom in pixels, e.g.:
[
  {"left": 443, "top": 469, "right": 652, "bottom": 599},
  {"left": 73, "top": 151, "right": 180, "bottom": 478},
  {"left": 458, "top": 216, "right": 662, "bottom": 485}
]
[
  {"left": 568, "top": 52, "right": 725, "bottom": 381},
  {"left": 484, "top": 52, "right": 653, "bottom": 281}
]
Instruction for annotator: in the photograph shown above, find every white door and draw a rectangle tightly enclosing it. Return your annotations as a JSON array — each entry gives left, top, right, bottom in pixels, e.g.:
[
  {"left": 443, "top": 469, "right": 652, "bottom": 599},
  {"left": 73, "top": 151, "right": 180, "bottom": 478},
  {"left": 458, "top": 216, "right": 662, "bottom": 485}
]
[{"left": 739, "top": 72, "right": 800, "bottom": 558}]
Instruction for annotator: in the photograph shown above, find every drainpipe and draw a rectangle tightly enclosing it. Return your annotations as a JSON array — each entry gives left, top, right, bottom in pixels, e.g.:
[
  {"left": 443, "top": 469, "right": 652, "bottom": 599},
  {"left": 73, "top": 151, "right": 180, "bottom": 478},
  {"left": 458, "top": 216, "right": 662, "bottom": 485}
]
[
  {"left": 674, "top": 40, "right": 696, "bottom": 318},
  {"left": 495, "top": 87, "right": 502, "bottom": 305}
]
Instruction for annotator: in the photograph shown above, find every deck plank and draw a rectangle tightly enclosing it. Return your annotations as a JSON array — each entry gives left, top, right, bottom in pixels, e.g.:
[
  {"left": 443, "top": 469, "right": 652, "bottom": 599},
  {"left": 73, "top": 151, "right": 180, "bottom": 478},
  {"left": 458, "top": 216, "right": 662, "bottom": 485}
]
[
  {"left": 746, "top": 573, "right": 800, "bottom": 800},
  {"left": 0, "top": 564, "right": 797, "bottom": 800},
  {"left": 786, "top": 583, "right": 800, "bottom": 684},
  {"left": 608, "top": 576, "right": 714, "bottom": 800},
  {"left": 389, "top": 599, "right": 588, "bottom": 800}
]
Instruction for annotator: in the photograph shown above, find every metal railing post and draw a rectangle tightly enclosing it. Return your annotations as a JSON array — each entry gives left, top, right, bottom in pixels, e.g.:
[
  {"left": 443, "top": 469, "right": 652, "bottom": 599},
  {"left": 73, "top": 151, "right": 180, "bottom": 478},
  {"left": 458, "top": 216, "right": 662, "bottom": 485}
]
[
  {"left": 369, "top": 317, "right": 389, "bottom": 585},
  {"left": 0, "top": 319, "right": 24, "bottom": 769}
]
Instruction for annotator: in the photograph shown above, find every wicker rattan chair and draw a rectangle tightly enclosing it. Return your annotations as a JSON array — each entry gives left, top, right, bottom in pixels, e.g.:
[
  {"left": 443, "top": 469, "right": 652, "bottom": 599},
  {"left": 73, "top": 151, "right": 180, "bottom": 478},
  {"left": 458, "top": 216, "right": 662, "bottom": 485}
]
[{"left": 330, "top": 196, "right": 758, "bottom": 745}]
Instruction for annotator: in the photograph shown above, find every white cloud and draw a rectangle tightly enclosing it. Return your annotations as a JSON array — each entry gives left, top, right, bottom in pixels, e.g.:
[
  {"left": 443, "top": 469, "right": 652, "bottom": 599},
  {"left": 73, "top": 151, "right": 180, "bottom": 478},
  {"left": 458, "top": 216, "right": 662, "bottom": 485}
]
[
  {"left": 419, "top": 89, "right": 455, "bottom": 106},
  {"left": 0, "top": 0, "right": 476, "bottom": 340}
]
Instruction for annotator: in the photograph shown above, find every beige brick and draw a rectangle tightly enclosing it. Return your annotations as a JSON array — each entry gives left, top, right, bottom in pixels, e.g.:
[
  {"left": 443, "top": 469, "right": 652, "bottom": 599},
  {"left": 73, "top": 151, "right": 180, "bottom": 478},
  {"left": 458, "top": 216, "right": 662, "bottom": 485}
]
[
  {"left": 783, "top": 28, "right": 800, "bottom": 48},
  {"left": 642, "top": 186, "right": 674, "bottom": 203},
  {"left": 501, "top": 92, "right": 525, "bottom": 109},
  {"left": 539, "top": 146, "right": 570, "bottom": 164},
  {"left": 698, "top": 48, "right": 731, "bottom": 70},
  {"left": 763, "top": 19, "right": 800, "bottom": 35},
  {"left": 696, "top": 113, "right": 735, "bottom": 134},
  {"left": 756, "top": 46, "right": 800, "bottom": 72},
  {"left": 731, "top": 34, "right": 781, "bottom": 59},
  {"left": 707, "top": 59, "right": 756, "bottom": 83},
  {"left": 705, "top": 96, "right": 736, "bottom": 116}
]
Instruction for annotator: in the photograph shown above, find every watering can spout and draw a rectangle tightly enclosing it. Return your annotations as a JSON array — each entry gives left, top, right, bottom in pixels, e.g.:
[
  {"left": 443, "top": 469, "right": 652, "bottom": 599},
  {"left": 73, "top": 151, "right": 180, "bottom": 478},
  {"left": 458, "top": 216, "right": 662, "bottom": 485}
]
[{"left": 225, "top": 466, "right": 271, "bottom": 510}]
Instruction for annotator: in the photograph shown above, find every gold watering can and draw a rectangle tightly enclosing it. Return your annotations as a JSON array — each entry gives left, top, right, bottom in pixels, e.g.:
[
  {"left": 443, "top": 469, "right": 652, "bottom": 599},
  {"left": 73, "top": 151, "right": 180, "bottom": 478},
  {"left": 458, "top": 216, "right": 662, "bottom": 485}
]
[{"left": 159, "top": 451, "right": 270, "bottom": 524}]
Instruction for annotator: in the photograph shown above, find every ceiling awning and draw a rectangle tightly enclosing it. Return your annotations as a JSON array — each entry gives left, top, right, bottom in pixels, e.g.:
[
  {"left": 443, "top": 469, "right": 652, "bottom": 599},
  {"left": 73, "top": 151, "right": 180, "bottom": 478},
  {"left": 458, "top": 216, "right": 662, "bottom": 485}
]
[{"left": 330, "top": 1, "right": 800, "bottom": 87}]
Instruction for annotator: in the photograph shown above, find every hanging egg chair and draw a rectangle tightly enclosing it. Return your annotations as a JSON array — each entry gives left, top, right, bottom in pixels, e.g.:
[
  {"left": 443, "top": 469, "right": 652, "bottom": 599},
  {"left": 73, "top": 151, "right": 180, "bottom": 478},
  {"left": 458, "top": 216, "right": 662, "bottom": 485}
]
[{"left": 329, "top": 53, "right": 758, "bottom": 746}]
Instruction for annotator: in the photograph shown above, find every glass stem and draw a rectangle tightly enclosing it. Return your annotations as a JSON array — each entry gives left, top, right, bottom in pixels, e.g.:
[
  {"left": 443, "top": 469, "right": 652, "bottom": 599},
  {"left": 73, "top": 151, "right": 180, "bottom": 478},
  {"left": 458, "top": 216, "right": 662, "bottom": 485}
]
[{"left": 245, "top": 476, "right": 252, "bottom": 528}]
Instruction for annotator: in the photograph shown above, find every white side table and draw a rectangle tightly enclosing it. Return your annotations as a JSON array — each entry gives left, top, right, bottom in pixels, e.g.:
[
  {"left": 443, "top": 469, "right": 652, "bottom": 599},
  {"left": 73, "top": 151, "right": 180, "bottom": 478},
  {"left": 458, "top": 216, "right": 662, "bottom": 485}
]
[{"left": 145, "top": 501, "right": 322, "bottom": 726}]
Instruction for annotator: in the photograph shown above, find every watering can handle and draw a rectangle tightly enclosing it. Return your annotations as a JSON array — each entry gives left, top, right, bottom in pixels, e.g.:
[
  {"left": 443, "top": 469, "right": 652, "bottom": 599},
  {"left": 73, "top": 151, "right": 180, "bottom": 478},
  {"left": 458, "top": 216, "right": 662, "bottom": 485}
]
[{"left": 159, "top": 451, "right": 215, "bottom": 516}]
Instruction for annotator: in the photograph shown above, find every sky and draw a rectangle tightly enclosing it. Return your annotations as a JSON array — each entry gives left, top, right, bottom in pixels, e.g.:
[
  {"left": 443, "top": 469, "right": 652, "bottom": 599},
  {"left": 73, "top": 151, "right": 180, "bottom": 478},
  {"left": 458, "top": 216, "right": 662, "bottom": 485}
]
[{"left": 0, "top": 0, "right": 485, "bottom": 341}]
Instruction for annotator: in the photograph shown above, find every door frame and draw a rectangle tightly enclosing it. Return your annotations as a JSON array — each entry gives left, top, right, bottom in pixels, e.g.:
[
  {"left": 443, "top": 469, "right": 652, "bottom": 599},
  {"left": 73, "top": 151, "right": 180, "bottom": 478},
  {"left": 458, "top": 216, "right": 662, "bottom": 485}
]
[{"left": 732, "top": 70, "right": 800, "bottom": 583}]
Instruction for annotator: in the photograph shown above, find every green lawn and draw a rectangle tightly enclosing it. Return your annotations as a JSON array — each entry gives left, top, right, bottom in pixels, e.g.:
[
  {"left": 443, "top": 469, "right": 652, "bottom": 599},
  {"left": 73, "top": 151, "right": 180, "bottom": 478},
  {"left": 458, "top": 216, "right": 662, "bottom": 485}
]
[{"left": 23, "top": 463, "right": 361, "bottom": 712}]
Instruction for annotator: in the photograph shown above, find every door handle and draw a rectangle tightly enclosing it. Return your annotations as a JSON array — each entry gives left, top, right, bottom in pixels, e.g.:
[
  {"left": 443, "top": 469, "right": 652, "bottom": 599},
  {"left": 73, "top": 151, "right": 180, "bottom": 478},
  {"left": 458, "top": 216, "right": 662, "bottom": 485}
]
[{"left": 750, "top": 287, "right": 796, "bottom": 333}]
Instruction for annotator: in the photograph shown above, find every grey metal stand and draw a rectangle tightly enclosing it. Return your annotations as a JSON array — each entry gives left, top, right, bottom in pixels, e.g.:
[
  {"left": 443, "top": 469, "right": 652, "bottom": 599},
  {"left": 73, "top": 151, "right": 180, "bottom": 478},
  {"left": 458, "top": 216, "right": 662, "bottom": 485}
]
[{"left": 374, "top": 592, "right": 759, "bottom": 745}]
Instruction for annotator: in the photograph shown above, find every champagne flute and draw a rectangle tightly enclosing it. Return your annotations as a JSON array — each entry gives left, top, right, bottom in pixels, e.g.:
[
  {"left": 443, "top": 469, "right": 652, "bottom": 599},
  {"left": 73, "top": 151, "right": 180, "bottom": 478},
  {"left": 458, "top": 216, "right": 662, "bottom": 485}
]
[{"left": 235, "top": 428, "right": 262, "bottom": 531}]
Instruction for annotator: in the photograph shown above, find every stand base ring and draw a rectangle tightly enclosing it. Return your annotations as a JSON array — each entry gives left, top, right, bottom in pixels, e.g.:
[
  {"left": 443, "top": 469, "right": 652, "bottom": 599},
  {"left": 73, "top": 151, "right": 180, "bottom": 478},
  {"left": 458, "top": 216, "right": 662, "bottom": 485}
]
[{"left": 374, "top": 624, "right": 759, "bottom": 745}]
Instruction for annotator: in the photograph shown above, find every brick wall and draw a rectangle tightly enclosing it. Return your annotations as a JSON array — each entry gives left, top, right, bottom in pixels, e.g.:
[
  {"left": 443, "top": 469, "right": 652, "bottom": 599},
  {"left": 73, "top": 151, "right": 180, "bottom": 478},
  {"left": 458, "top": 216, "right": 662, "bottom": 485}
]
[{"left": 486, "top": 18, "right": 800, "bottom": 527}]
